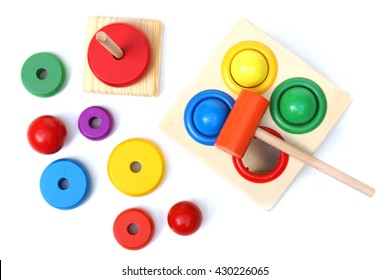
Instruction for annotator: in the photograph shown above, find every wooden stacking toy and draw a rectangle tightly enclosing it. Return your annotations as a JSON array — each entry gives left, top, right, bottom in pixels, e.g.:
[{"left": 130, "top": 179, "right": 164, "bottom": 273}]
[
  {"left": 83, "top": 16, "right": 163, "bottom": 96},
  {"left": 160, "top": 18, "right": 375, "bottom": 210}
]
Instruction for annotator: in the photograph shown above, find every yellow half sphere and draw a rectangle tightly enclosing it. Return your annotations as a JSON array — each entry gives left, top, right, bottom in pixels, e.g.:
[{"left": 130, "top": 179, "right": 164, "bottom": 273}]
[{"left": 230, "top": 50, "right": 268, "bottom": 88}]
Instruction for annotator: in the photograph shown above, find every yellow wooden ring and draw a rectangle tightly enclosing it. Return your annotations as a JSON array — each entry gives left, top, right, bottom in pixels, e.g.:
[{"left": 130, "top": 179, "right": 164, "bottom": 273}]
[
  {"left": 221, "top": 41, "right": 278, "bottom": 95},
  {"left": 108, "top": 139, "right": 165, "bottom": 196}
]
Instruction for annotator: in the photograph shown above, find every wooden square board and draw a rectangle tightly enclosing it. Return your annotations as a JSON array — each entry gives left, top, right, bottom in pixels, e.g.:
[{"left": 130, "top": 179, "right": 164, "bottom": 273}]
[
  {"left": 83, "top": 16, "right": 163, "bottom": 96},
  {"left": 160, "top": 18, "right": 351, "bottom": 210}
]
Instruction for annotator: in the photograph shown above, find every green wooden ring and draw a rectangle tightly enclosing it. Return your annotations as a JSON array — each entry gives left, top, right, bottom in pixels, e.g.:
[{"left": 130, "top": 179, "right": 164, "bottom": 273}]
[{"left": 21, "top": 52, "right": 66, "bottom": 97}]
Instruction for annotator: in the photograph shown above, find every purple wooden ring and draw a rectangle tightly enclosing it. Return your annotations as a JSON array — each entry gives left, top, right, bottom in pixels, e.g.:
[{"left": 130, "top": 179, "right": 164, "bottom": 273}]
[{"left": 78, "top": 106, "right": 113, "bottom": 140}]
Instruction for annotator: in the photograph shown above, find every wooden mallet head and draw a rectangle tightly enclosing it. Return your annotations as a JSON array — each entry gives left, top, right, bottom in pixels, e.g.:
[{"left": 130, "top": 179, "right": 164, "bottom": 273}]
[{"left": 215, "top": 90, "right": 269, "bottom": 158}]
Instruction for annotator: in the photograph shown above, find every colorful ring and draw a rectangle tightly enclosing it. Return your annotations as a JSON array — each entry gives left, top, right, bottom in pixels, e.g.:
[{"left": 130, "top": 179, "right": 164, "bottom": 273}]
[
  {"left": 88, "top": 23, "right": 151, "bottom": 87},
  {"left": 232, "top": 127, "right": 289, "bottom": 183},
  {"left": 270, "top": 77, "right": 327, "bottom": 134},
  {"left": 222, "top": 41, "right": 278, "bottom": 95},
  {"left": 40, "top": 159, "right": 90, "bottom": 209},
  {"left": 184, "top": 89, "right": 235, "bottom": 146},
  {"left": 107, "top": 139, "right": 165, "bottom": 196},
  {"left": 78, "top": 106, "right": 113, "bottom": 141},
  {"left": 21, "top": 52, "right": 66, "bottom": 97},
  {"left": 113, "top": 208, "right": 154, "bottom": 250}
]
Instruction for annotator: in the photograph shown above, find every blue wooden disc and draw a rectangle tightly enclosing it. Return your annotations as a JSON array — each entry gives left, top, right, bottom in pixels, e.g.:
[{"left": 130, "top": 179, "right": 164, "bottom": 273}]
[{"left": 40, "top": 159, "right": 90, "bottom": 210}]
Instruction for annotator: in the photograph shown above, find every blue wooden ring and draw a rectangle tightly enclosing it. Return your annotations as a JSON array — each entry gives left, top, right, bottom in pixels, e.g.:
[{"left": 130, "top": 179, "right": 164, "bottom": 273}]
[{"left": 40, "top": 159, "right": 90, "bottom": 210}]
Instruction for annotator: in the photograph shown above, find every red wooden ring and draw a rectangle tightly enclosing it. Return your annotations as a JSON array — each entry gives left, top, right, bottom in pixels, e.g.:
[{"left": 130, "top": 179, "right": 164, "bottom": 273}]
[
  {"left": 88, "top": 23, "right": 151, "bottom": 87},
  {"left": 232, "top": 126, "right": 289, "bottom": 183},
  {"left": 113, "top": 208, "right": 154, "bottom": 250}
]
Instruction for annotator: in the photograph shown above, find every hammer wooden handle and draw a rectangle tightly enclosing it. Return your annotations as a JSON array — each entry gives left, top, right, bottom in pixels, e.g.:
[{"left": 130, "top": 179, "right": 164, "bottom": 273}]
[{"left": 255, "top": 128, "right": 376, "bottom": 197}]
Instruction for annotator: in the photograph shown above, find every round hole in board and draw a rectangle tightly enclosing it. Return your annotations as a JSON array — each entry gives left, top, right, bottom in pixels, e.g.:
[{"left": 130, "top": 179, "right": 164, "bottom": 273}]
[{"left": 241, "top": 138, "right": 280, "bottom": 174}]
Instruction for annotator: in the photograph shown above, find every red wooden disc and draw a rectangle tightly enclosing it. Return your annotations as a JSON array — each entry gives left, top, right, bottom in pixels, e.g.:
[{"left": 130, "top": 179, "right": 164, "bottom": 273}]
[
  {"left": 113, "top": 208, "right": 154, "bottom": 250},
  {"left": 88, "top": 23, "right": 151, "bottom": 87}
]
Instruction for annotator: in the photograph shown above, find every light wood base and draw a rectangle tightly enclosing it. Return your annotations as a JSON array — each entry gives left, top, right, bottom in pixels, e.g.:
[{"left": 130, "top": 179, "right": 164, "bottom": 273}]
[{"left": 160, "top": 18, "right": 351, "bottom": 210}]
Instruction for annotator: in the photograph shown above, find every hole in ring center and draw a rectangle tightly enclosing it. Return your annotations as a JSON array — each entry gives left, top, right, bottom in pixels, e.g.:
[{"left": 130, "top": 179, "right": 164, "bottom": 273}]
[
  {"left": 36, "top": 68, "right": 48, "bottom": 80},
  {"left": 127, "top": 223, "right": 139, "bottom": 235},
  {"left": 89, "top": 117, "right": 102, "bottom": 128},
  {"left": 130, "top": 161, "right": 142, "bottom": 173},
  {"left": 58, "top": 178, "right": 70, "bottom": 190},
  {"left": 242, "top": 138, "right": 280, "bottom": 174}
]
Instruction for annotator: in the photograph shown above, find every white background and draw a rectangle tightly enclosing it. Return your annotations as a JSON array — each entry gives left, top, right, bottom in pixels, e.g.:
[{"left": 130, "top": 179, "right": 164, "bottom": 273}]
[{"left": 1, "top": 0, "right": 389, "bottom": 279}]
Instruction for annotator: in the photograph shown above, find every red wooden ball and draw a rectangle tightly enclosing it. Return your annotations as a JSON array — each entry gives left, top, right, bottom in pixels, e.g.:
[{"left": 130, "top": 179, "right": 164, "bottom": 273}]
[
  {"left": 27, "top": 115, "right": 67, "bottom": 154},
  {"left": 168, "top": 201, "right": 202, "bottom": 236}
]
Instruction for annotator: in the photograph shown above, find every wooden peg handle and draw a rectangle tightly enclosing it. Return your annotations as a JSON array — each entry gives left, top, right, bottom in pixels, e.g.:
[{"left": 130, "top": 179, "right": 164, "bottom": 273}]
[
  {"left": 254, "top": 128, "right": 375, "bottom": 197},
  {"left": 95, "top": 31, "right": 124, "bottom": 59}
]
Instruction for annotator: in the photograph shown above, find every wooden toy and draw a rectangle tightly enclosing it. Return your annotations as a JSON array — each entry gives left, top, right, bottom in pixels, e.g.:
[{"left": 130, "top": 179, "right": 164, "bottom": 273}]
[
  {"left": 159, "top": 18, "right": 375, "bottom": 210},
  {"left": 233, "top": 126, "right": 289, "bottom": 183},
  {"left": 83, "top": 16, "right": 163, "bottom": 96},
  {"left": 107, "top": 138, "right": 165, "bottom": 196},
  {"left": 78, "top": 106, "right": 113, "bottom": 141},
  {"left": 216, "top": 88, "right": 374, "bottom": 196},
  {"left": 113, "top": 208, "right": 155, "bottom": 250},
  {"left": 27, "top": 115, "right": 67, "bottom": 154},
  {"left": 21, "top": 52, "right": 66, "bottom": 97},
  {"left": 88, "top": 23, "right": 151, "bottom": 87},
  {"left": 168, "top": 201, "right": 203, "bottom": 236},
  {"left": 184, "top": 89, "right": 235, "bottom": 146},
  {"left": 215, "top": 90, "right": 269, "bottom": 158},
  {"left": 221, "top": 41, "right": 277, "bottom": 95},
  {"left": 270, "top": 77, "right": 327, "bottom": 134},
  {"left": 40, "top": 159, "right": 90, "bottom": 210}
]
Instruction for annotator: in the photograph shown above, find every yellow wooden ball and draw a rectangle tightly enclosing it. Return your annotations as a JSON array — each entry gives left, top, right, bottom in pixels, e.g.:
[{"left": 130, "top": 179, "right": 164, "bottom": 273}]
[{"left": 230, "top": 50, "right": 268, "bottom": 88}]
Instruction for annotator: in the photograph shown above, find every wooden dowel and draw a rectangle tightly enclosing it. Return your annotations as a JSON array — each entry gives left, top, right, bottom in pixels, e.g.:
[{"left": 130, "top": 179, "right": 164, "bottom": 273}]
[
  {"left": 254, "top": 128, "right": 376, "bottom": 197},
  {"left": 95, "top": 31, "right": 124, "bottom": 59}
]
